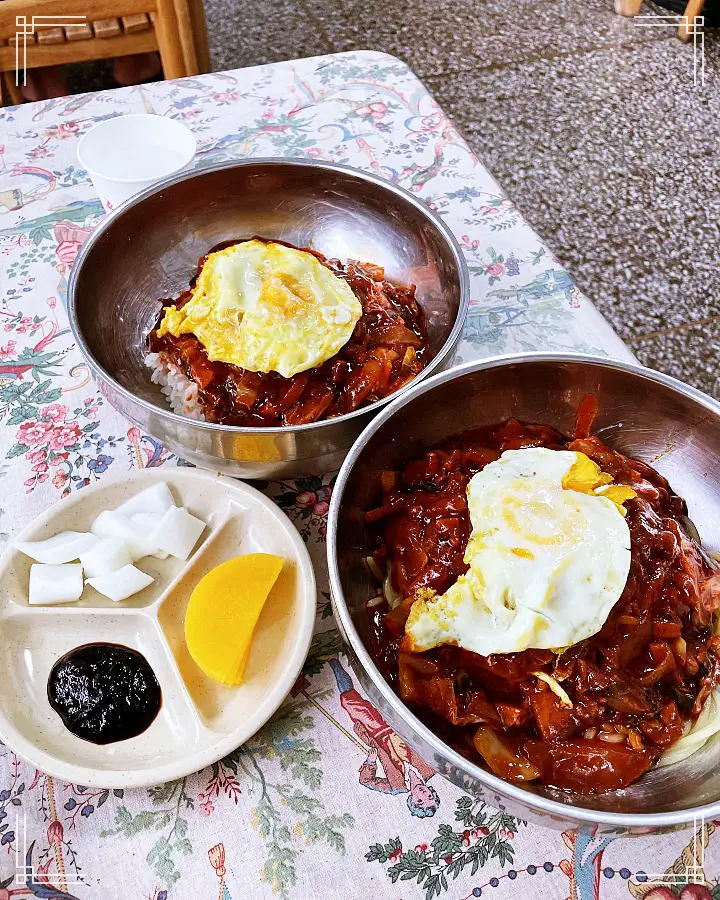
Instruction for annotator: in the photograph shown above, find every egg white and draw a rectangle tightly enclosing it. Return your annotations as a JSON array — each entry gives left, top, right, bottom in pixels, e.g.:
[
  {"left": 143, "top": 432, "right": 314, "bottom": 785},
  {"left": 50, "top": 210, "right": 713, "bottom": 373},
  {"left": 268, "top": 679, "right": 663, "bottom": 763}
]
[
  {"left": 405, "top": 447, "right": 632, "bottom": 656},
  {"left": 158, "top": 240, "right": 362, "bottom": 378}
]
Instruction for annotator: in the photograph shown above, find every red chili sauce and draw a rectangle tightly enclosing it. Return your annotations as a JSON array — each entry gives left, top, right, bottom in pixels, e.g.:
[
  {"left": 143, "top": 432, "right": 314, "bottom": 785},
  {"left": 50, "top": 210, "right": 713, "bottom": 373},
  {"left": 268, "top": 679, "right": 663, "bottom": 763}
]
[
  {"left": 365, "top": 398, "right": 720, "bottom": 793},
  {"left": 147, "top": 238, "right": 429, "bottom": 426}
]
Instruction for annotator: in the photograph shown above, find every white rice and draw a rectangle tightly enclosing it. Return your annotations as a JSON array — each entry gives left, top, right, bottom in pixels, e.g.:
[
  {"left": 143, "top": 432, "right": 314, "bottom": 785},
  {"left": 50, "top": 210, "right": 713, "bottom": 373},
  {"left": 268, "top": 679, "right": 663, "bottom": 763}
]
[{"left": 145, "top": 351, "right": 208, "bottom": 421}]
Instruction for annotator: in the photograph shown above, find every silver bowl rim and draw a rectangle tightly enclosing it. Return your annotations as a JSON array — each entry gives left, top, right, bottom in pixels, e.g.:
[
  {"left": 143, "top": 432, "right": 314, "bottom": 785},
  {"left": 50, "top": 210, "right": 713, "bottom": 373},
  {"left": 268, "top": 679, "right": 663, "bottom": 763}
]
[
  {"left": 67, "top": 157, "right": 470, "bottom": 436},
  {"left": 327, "top": 350, "right": 720, "bottom": 827}
]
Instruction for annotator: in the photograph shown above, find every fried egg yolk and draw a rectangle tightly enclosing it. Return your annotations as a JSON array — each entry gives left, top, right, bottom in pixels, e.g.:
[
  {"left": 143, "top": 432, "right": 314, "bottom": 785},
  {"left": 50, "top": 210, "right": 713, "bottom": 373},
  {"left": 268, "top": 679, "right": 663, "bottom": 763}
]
[
  {"left": 405, "top": 447, "right": 637, "bottom": 656},
  {"left": 157, "top": 240, "right": 362, "bottom": 378}
]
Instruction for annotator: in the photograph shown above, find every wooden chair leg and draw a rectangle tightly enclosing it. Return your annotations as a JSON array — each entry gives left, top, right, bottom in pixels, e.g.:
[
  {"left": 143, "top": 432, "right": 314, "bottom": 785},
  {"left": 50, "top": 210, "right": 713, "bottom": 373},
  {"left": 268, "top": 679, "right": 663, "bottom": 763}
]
[
  {"left": 615, "top": 0, "right": 644, "bottom": 16},
  {"left": 679, "top": 0, "right": 706, "bottom": 41},
  {"left": 172, "top": 0, "right": 197, "bottom": 75},
  {"left": 185, "top": 0, "right": 210, "bottom": 74},
  {"left": 2, "top": 70, "right": 24, "bottom": 105},
  {"left": 154, "top": 0, "right": 187, "bottom": 79}
]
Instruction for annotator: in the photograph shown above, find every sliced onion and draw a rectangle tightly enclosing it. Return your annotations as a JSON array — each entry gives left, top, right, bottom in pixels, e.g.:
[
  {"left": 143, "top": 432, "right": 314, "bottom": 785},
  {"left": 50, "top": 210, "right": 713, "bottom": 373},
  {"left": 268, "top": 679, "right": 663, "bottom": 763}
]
[
  {"left": 383, "top": 572, "right": 403, "bottom": 609},
  {"left": 17, "top": 531, "right": 98, "bottom": 565},
  {"left": 473, "top": 725, "right": 540, "bottom": 782},
  {"left": 368, "top": 324, "right": 423, "bottom": 348},
  {"left": 29, "top": 563, "right": 83, "bottom": 605},
  {"left": 533, "top": 671, "right": 573, "bottom": 708},
  {"left": 364, "top": 555, "right": 384, "bottom": 582},
  {"left": 88, "top": 564, "right": 154, "bottom": 602}
]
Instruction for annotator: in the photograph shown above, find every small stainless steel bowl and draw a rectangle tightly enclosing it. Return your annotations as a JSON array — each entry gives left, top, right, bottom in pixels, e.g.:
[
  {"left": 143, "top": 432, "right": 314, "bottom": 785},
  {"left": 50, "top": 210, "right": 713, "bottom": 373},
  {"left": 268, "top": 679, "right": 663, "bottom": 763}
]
[
  {"left": 68, "top": 159, "right": 468, "bottom": 478},
  {"left": 328, "top": 353, "right": 720, "bottom": 832}
]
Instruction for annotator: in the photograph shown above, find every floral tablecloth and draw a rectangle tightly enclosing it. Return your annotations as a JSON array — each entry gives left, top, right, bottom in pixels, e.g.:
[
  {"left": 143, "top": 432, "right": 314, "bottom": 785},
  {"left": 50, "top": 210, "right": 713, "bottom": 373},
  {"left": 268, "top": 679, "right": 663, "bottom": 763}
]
[{"left": 0, "top": 49, "right": 713, "bottom": 900}]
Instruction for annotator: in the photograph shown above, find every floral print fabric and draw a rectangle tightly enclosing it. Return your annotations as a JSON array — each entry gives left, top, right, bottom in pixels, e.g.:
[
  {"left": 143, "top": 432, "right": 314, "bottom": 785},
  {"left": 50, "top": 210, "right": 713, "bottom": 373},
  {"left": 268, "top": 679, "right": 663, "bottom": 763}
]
[{"left": 0, "top": 50, "right": 707, "bottom": 900}]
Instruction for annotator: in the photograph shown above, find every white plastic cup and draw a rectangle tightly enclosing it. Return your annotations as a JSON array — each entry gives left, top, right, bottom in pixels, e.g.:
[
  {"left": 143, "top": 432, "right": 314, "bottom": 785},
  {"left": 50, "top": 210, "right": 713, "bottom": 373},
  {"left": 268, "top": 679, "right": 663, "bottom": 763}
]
[{"left": 77, "top": 114, "right": 196, "bottom": 212}]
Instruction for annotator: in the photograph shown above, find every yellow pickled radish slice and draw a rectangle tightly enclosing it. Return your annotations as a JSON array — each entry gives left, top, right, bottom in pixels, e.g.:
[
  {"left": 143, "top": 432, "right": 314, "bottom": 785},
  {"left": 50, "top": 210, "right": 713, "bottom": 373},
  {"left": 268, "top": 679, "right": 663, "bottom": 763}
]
[{"left": 184, "top": 553, "right": 284, "bottom": 685}]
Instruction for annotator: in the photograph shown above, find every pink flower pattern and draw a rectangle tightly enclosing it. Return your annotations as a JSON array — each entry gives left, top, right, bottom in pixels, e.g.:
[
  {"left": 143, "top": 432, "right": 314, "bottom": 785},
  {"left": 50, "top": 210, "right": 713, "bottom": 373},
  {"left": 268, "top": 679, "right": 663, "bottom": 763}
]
[
  {"left": 39, "top": 403, "right": 67, "bottom": 422},
  {"left": 47, "top": 421, "right": 82, "bottom": 451},
  {"left": 16, "top": 420, "right": 54, "bottom": 447}
]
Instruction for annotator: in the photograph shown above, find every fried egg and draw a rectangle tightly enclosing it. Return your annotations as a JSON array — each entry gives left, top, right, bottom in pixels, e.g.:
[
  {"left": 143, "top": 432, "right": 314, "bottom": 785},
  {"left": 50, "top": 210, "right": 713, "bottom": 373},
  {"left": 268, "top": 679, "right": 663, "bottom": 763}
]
[
  {"left": 157, "top": 240, "right": 362, "bottom": 378},
  {"left": 405, "top": 447, "right": 636, "bottom": 656}
]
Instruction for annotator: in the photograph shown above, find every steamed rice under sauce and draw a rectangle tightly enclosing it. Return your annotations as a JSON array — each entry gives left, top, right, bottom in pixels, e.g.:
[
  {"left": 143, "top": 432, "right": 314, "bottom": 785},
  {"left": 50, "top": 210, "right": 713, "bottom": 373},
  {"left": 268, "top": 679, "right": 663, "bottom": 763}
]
[
  {"left": 144, "top": 238, "right": 429, "bottom": 428},
  {"left": 146, "top": 351, "right": 207, "bottom": 422}
]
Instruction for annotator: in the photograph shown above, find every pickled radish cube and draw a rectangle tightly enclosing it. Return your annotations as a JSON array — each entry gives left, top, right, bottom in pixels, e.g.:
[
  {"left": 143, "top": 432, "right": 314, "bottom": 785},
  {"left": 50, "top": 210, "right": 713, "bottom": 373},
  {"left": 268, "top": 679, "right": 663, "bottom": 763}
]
[
  {"left": 29, "top": 563, "right": 83, "bottom": 605},
  {"left": 131, "top": 512, "right": 162, "bottom": 533},
  {"left": 131, "top": 513, "right": 169, "bottom": 560},
  {"left": 91, "top": 510, "right": 157, "bottom": 561},
  {"left": 149, "top": 506, "right": 206, "bottom": 560},
  {"left": 115, "top": 482, "right": 176, "bottom": 518},
  {"left": 16, "top": 531, "right": 98, "bottom": 565},
  {"left": 88, "top": 564, "right": 154, "bottom": 602},
  {"left": 80, "top": 537, "right": 132, "bottom": 579}
]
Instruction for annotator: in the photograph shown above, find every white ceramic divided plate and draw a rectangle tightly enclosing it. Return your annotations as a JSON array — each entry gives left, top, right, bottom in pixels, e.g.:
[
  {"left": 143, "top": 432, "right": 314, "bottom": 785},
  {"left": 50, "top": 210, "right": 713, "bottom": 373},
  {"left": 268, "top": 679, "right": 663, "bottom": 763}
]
[{"left": 0, "top": 468, "right": 316, "bottom": 788}]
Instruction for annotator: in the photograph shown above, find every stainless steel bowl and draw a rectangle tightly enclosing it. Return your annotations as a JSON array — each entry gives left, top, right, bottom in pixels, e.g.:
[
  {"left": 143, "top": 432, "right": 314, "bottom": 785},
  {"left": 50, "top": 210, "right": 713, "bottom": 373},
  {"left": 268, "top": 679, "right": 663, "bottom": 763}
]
[
  {"left": 328, "top": 353, "right": 720, "bottom": 832},
  {"left": 68, "top": 159, "right": 469, "bottom": 478}
]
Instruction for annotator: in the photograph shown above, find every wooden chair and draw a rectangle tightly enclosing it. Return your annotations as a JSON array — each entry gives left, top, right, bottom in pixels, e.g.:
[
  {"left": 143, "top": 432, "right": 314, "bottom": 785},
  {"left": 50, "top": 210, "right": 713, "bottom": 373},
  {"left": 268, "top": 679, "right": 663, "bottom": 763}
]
[
  {"left": 615, "top": 0, "right": 706, "bottom": 41},
  {"left": 0, "top": 0, "right": 209, "bottom": 105}
]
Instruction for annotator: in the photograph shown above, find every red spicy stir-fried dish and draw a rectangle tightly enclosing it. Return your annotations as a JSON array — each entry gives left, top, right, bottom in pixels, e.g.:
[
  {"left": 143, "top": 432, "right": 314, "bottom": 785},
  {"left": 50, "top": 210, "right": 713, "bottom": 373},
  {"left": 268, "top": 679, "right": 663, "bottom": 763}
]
[
  {"left": 147, "top": 238, "right": 429, "bottom": 427},
  {"left": 365, "top": 399, "right": 720, "bottom": 793}
]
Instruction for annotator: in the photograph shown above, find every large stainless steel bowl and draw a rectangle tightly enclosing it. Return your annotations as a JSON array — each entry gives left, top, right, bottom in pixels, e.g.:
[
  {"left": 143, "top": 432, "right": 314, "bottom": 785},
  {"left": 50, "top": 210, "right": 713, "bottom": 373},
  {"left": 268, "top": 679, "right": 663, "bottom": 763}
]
[
  {"left": 328, "top": 353, "right": 720, "bottom": 832},
  {"left": 68, "top": 159, "right": 468, "bottom": 478}
]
